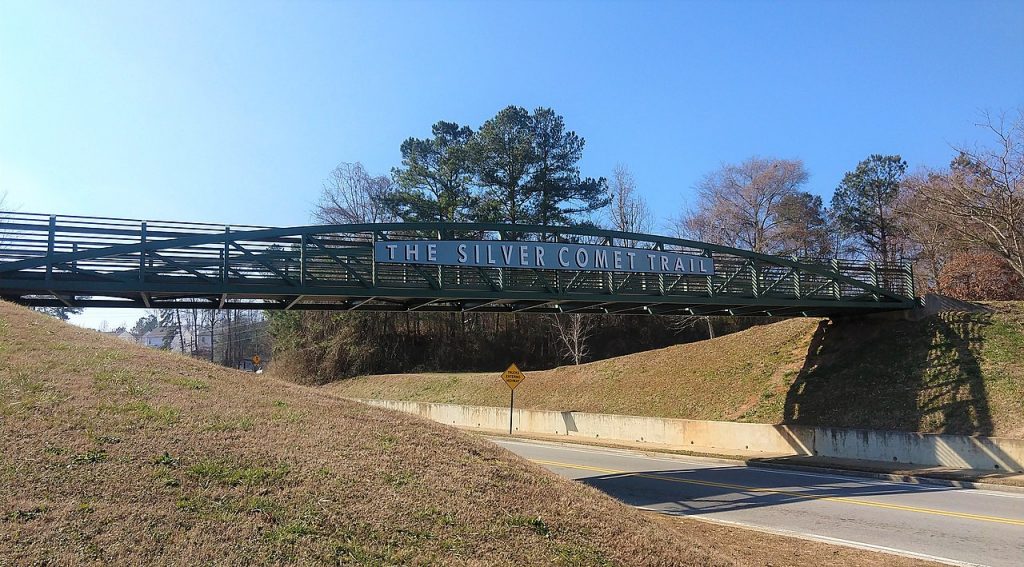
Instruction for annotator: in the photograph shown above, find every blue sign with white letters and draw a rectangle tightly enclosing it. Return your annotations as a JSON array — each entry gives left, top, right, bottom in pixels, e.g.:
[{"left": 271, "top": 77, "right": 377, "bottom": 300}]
[{"left": 374, "top": 241, "right": 714, "bottom": 275}]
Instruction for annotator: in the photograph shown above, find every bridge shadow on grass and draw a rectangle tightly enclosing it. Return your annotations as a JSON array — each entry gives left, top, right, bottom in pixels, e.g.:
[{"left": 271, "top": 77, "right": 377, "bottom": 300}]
[
  {"left": 575, "top": 465, "right": 955, "bottom": 517},
  {"left": 782, "top": 312, "right": 994, "bottom": 436},
  {"left": 775, "top": 312, "right": 1024, "bottom": 473}
]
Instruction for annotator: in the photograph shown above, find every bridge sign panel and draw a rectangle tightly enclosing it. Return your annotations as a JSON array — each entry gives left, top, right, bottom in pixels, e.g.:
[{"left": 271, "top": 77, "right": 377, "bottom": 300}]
[
  {"left": 502, "top": 363, "right": 525, "bottom": 390},
  {"left": 374, "top": 240, "right": 715, "bottom": 275}
]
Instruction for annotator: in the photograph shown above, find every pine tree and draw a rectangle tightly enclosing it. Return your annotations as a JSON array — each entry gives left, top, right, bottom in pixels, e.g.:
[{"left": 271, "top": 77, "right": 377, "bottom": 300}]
[
  {"left": 390, "top": 121, "right": 477, "bottom": 223},
  {"left": 831, "top": 154, "right": 908, "bottom": 262}
]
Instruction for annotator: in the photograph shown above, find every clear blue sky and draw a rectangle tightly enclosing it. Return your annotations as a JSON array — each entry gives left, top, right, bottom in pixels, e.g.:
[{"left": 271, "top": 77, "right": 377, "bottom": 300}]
[{"left": 2, "top": 0, "right": 1022, "bottom": 328}]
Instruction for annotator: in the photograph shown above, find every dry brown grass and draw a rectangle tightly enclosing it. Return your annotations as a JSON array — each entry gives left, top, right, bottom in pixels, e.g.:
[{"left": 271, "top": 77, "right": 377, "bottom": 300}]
[
  {"left": 325, "top": 318, "right": 820, "bottom": 422},
  {"left": 0, "top": 301, "right": 733, "bottom": 565},
  {"left": 327, "top": 306, "right": 1024, "bottom": 437}
]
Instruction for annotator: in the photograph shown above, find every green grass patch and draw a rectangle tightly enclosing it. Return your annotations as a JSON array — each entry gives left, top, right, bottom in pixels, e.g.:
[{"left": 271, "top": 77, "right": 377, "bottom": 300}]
[
  {"left": 508, "top": 515, "right": 551, "bottom": 537},
  {"left": 414, "top": 506, "right": 458, "bottom": 528},
  {"left": 376, "top": 433, "right": 398, "bottom": 449},
  {"left": 382, "top": 470, "right": 415, "bottom": 487},
  {"left": 8, "top": 506, "right": 47, "bottom": 522},
  {"left": 175, "top": 493, "right": 287, "bottom": 523},
  {"left": 175, "top": 494, "right": 226, "bottom": 519},
  {"left": 266, "top": 518, "right": 317, "bottom": 544},
  {"left": 205, "top": 415, "right": 255, "bottom": 432},
  {"left": 153, "top": 452, "right": 179, "bottom": 467},
  {"left": 90, "top": 434, "right": 122, "bottom": 445},
  {"left": 93, "top": 369, "right": 150, "bottom": 397},
  {"left": 0, "top": 370, "right": 64, "bottom": 416},
  {"left": 72, "top": 449, "right": 108, "bottom": 465},
  {"left": 187, "top": 458, "right": 290, "bottom": 487},
  {"left": 103, "top": 401, "right": 180, "bottom": 426},
  {"left": 154, "top": 468, "right": 181, "bottom": 488},
  {"left": 172, "top": 377, "right": 209, "bottom": 391},
  {"left": 270, "top": 403, "right": 305, "bottom": 424}
]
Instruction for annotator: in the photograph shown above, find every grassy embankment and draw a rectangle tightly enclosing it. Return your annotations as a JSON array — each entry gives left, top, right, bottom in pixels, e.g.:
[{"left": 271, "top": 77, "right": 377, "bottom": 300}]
[
  {"left": 329, "top": 303, "right": 1024, "bottom": 437},
  {"left": 0, "top": 300, "right": 723, "bottom": 565},
  {"left": 0, "top": 300, "right": 943, "bottom": 566}
]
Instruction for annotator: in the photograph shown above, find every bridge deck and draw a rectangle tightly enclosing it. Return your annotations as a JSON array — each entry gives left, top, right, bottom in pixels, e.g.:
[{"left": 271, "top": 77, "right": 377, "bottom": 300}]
[{"left": 0, "top": 212, "right": 918, "bottom": 317}]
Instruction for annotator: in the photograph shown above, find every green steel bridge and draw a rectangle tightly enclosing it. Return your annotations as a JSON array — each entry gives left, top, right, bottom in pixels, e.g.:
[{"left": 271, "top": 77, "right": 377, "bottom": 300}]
[{"left": 0, "top": 212, "right": 918, "bottom": 317}]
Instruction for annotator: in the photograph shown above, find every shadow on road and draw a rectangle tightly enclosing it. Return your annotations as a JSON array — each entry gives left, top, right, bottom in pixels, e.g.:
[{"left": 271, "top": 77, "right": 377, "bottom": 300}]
[{"left": 575, "top": 464, "right": 954, "bottom": 516}]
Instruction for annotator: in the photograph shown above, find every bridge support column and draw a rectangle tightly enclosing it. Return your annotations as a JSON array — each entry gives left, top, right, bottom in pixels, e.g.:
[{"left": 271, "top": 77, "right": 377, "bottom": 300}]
[
  {"left": 222, "top": 227, "right": 231, "bottom": 283},
  {"left": 831, "top": 259, "right": 842, "bottom": 301},
  {"left": 139, "top": 221, "right": 147, "bottom": 283},
  {"left": 300, "top": 234, "right": 307, "bottom": 286},
  {"left": 792, "top": 261, "right": 801, "bottom": 299},
  {"left": 869, "top": 261, "right": 879, "bottom": 301},
  {"left": 45, "top": 215, "right": 55, "bottom": 281}
]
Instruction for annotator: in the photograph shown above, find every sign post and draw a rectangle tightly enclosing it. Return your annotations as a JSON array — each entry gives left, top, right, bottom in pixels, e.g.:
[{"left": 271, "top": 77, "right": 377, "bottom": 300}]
[{"left": 501, "top": 363, "right": 525, "bottom": 435}]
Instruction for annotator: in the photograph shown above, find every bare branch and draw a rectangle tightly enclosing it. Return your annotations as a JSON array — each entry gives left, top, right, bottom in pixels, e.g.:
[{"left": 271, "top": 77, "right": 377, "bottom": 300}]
[
  {"left": 551, "top": 313, "right": 597, "bottom": 365},
  {"left": 315, "top": 162, "right": 396, "bottom": 225}
]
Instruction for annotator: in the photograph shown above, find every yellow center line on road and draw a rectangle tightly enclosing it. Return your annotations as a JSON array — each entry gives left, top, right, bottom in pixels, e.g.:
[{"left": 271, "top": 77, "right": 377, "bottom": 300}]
[{"left": 531, "top": 458, "right": 1024, "bottom": 527}]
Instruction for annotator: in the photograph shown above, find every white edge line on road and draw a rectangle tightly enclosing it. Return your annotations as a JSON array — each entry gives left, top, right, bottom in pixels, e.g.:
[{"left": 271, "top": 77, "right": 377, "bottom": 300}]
[
  {"left": 645, "top": 509, "right": 989, "bottom": 567},
  {"left": 489, "top": 436, "right": 1024, "bottom": 500}
]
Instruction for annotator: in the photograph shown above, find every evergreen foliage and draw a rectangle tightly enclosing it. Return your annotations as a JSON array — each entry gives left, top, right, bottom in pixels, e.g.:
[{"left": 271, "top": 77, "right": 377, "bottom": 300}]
[
  {"left": 831, "top": 154, "right": 908, "bottom": 262},
  {"left": 387, "top": 106, "right": 608, "bottom": 228},
  {"left": 390, "top": 121, "right": 477, "bottom": 223}
]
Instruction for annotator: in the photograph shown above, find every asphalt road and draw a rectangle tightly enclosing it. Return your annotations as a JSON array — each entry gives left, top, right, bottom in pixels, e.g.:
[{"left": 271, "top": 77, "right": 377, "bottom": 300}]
[{"left": 491, "top": 437, "right": 1024, "bottom": 567}]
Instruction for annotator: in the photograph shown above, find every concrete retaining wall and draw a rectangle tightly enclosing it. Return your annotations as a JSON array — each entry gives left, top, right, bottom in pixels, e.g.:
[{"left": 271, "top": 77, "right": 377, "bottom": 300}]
[{"left": 353, "top": 398, "right": 1024, "bottom": 472}]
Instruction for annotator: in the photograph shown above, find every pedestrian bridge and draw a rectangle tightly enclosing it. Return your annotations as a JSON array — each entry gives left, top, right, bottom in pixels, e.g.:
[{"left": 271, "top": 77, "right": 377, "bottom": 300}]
[{"left": 0, "top": 212, "right": 917, "bottom": 317}]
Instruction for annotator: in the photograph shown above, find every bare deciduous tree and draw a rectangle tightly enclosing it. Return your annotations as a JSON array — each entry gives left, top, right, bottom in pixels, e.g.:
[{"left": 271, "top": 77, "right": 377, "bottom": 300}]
[
  {"left": 937, "top": 250, "right": 1024, "bottom": 301},
  {"left": 606, "top": 164, "right": 653, "bottom": 241},
  {"left": 316, "top": 162, "right": 396, "bottom": 225},
  {"left": 902, "top": 110, "right": 1024, "bottom": 280},
  {"left": 898, "top": 175, "right": 959, "bottom": 293},
  {"left": 669, "top": 314, "right": 715, "bottom": 339},
  {"left": 551, "top": 313, "right": 596, "bottom": 365},
  {"left": 675, "top": 157, "right": 810, "bottom": 253}
]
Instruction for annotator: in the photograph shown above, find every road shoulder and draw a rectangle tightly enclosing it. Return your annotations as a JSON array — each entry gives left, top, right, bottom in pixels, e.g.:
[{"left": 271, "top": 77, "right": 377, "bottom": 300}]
[{"left": 474, "top": 428, "right": 1024, "bottom": 493}]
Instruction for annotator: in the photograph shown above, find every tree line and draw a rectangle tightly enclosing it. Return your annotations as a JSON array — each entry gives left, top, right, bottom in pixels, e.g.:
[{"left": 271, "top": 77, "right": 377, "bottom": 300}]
[
  {"left": 315, "top": 106, "right": 609, "bottom": 228},
  {"left": 115, "top": 309, "right": 270, "bottom": 369},
  {"left": 269, "top": 106, "right": 1024, "bottom": 382},
  {"left": 676, "top": 112, "right": 1023, "bottom": 301}
]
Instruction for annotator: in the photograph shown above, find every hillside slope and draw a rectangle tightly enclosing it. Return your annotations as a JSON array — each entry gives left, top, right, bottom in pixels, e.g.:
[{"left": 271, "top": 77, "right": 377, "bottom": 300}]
[
  {"left": 329, "top": 318, "right": 820, "bottom": 422},
  {"left": 0, "top": 301, "right": 724, "bottom": 565},
  {"left": 328, "top": 304, "right": 1024, "bottom": 437}
]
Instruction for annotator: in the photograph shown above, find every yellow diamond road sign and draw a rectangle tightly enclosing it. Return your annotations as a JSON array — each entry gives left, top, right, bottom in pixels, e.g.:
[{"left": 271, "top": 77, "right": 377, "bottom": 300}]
[
  {"left": 502, "top": 363, "right": 525, "bottom": 390},
  {"left": 252, "top": 354, "right": 261, "bottom": 366}
]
